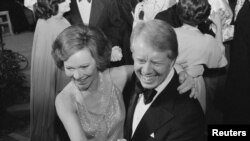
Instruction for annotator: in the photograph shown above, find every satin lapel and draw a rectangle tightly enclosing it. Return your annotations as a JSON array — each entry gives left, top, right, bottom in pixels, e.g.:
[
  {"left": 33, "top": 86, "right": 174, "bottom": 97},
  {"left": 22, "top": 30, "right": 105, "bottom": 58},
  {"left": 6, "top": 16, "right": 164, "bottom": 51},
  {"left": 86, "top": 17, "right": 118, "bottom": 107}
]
[
  {"left": 124, "top": 73, "right": 139, "bottom": 140},
  {"left": 132, "top": 72, "right": 179, "bottom": 141},
  {"left": 89, "top": 0, "right": 104, "bottom": 26},
  {"left": 70, "top": 0, "right": 84, "bottom": 24}
]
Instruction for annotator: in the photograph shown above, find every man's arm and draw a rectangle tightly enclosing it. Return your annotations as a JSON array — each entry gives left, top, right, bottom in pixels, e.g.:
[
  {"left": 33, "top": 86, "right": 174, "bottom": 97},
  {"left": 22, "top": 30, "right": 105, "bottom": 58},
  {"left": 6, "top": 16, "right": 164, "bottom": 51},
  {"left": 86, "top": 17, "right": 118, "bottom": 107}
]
[
  {"left": 107, "top": 0, "right": 126, "bottom": 62},
  {"left": 107, "top": 0, "right": 124, "bottom": 47}
]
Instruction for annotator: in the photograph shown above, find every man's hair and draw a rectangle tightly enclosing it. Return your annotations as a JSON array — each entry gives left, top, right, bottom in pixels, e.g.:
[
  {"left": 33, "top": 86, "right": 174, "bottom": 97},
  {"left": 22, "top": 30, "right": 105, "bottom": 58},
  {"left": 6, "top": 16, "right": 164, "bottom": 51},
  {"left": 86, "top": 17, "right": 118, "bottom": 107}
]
[
  {"left": 52, "top": 25, "right": 112, "bottom": 71},
  {"left": 130, "top": 19, "right": 178, "bottom": 60}
]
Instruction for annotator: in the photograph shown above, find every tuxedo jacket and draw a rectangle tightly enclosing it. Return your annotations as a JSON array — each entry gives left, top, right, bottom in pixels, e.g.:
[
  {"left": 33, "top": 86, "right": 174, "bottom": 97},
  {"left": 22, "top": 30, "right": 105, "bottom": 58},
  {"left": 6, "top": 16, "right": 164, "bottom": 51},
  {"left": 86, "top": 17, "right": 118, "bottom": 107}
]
[
  {"left": 124, "top": 72, "right": 206, "bottom": 141},
  {"left": 65, "top": 0, "right": 123, "bottom": 46}
]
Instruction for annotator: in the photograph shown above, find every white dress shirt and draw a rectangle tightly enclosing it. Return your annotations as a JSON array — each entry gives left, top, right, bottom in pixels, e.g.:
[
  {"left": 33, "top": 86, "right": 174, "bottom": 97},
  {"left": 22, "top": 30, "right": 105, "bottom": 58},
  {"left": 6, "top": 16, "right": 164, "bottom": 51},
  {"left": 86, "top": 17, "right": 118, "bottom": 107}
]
[
  {"left": 132, "top": 68, "right": 175, "bottom": 136},
  {"left": 235, "top": 0, "right": 245, "bottom": 21},
  {"left": 24, "top": 0, "right": 37, "bottom": 11},
  {"left": 77, "top": 0, "right": 92, "bottom": 25}
]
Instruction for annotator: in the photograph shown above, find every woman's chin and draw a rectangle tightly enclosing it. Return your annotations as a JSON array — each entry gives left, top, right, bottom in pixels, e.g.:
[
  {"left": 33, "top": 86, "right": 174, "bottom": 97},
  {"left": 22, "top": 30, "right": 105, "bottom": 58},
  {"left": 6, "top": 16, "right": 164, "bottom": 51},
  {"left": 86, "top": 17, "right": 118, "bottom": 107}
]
[{"left": 75, "top": 82, "right": 89, "bottom": 91}]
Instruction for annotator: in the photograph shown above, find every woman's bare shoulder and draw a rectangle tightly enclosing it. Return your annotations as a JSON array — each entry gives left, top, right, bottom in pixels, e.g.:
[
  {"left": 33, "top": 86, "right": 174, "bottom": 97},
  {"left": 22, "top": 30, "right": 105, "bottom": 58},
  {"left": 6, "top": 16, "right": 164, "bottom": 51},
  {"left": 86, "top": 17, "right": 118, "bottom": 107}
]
[
  {"left": 108, "top": 65, "right": 134, "bottom": 91},
  {"left": 55, "top": 82, "right": 76, "bottom": 112}
]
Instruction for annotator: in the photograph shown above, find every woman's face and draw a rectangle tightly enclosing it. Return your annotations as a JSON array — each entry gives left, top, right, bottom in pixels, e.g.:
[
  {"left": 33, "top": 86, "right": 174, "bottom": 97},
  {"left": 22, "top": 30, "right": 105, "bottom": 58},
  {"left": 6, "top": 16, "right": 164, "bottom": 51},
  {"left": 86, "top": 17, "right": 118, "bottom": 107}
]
[
  {"left": 58, "top": 0, "right": 71, "bottom": 13},
  {"left": 64, "top": 48, "right": 99, "bottom": 91}
]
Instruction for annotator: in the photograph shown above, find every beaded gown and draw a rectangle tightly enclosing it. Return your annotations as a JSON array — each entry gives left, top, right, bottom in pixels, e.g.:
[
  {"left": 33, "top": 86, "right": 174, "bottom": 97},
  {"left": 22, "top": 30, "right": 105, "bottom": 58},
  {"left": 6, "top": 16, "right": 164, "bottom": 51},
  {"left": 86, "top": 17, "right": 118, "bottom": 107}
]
[{"left": 62, "top": 70, "right": 126, "bottom": 141}]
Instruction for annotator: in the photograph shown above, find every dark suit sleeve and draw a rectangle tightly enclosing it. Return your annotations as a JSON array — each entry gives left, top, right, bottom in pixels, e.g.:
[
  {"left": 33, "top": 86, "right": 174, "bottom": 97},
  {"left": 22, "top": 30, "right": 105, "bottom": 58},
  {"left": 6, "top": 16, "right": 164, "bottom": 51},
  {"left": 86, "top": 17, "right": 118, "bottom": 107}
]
[
  {"left": 166, "top": 99, "right": 206, "bottom": 141},
  {"left": 107, "top": 0, "right": 125, "bottom": 46}
]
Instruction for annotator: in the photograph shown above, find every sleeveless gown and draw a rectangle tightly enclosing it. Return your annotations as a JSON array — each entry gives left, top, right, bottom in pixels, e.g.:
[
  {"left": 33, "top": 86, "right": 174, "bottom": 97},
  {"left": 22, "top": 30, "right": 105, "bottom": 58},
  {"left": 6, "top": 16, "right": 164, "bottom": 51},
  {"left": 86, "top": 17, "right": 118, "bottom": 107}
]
[
  {"left": 30, "top": 17, "right": 70, "bottom": 141},
  {"left": 63, "top": 70, "right": 126, "bottom": 141}
]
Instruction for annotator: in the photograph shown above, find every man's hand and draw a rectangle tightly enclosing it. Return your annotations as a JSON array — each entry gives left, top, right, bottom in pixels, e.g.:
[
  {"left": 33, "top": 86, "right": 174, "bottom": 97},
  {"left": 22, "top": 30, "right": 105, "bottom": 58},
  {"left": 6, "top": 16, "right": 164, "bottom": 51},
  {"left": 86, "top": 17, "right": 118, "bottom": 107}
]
[
  {"left": 177, "top": 71, "right": 198, "bottom": 98},
  {"left": 111, "top": 46, "right": 123, "bottom": 62}
]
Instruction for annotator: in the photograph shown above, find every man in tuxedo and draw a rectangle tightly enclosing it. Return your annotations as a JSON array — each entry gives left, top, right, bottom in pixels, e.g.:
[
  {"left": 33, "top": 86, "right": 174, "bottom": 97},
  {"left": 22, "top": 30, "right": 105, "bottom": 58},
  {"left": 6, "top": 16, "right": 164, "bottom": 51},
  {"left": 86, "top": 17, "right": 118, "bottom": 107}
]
[
  {"left": 124, "top": 19, "right": 206, "bottom": 141},
  {"left": 65, "top": 0, "right": 124, "bottom": 62}
]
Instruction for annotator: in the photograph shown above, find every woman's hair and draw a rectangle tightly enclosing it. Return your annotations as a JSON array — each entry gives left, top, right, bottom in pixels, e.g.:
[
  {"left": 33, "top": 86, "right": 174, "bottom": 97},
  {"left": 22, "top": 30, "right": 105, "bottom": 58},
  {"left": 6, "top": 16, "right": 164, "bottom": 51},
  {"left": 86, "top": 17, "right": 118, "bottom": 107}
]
[
  {"left": 52, "top": 25, "right": 112, "bottom": 72},
  {"left": 176, "top": 0, "right": 211, "bottom": 26},
  {"left": 34, "top": 0, "right": 65, "bottom": 19},
  {"left": 130, "top": 19, "right": 178, "bottom": 60}
]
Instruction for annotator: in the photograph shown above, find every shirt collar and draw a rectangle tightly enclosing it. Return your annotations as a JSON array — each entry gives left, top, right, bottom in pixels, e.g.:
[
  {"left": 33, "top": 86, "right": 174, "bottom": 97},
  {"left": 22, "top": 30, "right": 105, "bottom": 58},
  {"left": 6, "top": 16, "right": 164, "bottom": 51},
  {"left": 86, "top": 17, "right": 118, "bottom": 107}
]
[
  {"left": 79, "top": 0, "right": 91, "bottom": 3},
  {"left": 155, "top": 67, "right": 175, "bottom": 95}
]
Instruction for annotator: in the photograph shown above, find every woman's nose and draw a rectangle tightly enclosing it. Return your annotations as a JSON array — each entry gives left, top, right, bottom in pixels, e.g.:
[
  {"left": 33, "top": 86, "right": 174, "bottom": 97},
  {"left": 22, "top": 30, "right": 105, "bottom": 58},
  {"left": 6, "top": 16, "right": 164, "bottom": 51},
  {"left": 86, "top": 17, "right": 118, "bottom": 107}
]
[{"left": 73, "top": 69, "right": 81, "bottom": 80}]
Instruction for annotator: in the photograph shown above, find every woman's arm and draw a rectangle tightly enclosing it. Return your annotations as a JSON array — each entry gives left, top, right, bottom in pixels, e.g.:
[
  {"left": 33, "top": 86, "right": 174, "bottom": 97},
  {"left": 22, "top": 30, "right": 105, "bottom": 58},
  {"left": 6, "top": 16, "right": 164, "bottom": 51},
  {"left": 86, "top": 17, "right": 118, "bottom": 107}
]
[
  {"left": 210, "top": 10, "right": 224, "bottom": 44},
  {"left": 175, "top": 62, "right": 204, "bottom": 98},
  {"left": 109, "top": 65, "right": 134, "bottom": 92},
  {"left": 55, "top": 94, "right": 87, "bottom": 141},
  {"left": 221, "top": 0, "right": 233, "bottom": 22}
]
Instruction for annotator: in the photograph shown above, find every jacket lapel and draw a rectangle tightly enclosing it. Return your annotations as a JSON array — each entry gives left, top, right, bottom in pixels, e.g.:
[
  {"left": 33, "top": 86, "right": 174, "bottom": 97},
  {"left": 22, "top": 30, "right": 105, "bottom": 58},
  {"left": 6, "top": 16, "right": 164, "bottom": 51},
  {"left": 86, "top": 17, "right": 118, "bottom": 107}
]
[
  {"left": 89, "top": 0, "right": 104, "bottom": 26},
  {"left": 124, "top": 73, "right": 139, "bottom": 140},
  {"left": 131, "top": 72, "right": 179, "bottom": 141},
  {"left": 69, "top": 0, "right": 84, "bottom": 24}
]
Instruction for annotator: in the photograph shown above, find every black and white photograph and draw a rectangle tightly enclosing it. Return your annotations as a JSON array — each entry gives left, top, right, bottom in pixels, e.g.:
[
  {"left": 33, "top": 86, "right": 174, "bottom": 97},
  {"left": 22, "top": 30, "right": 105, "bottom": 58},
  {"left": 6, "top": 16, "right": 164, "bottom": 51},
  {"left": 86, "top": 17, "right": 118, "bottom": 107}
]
[{"left": 0, "top": 0, "right": 249, "bottom": 141}]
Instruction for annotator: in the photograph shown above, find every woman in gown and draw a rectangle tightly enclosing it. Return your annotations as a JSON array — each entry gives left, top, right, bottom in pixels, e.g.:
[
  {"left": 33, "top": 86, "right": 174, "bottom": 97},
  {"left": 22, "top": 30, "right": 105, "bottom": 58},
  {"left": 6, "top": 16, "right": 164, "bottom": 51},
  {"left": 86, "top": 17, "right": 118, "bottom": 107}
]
[
  {"left": 174, "top": 0, "right": 228, "bottom": 112},
  {"left": 30, "top": 0, "right": 71, "bottom": 140},
  {"left": 52, "top": 25, "right": 133, "bottom": 141}
]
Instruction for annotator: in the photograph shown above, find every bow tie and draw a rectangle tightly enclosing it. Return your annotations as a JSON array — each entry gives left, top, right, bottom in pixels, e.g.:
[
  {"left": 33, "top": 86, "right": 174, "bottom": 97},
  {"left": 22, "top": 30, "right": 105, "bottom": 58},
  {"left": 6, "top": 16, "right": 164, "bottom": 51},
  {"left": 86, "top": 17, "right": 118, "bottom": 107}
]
[
  {"left": 79, "top": 0, "right": 91, "bottom": 3},
  {"left": 135, "top": 81, "right": 157, "bottom": 104}
]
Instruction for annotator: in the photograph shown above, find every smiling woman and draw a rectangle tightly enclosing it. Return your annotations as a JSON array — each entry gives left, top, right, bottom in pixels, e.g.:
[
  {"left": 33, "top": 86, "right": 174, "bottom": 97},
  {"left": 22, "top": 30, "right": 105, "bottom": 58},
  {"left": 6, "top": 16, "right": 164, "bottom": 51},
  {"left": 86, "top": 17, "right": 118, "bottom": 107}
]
[{"left": 51, "top": 25, "right": 133, "bottom": 141}]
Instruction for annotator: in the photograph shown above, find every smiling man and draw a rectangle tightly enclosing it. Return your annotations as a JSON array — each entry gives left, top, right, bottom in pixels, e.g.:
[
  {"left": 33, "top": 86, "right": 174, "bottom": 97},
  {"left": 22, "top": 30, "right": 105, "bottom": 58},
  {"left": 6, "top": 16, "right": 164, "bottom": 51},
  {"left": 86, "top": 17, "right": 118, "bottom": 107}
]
[{"left": 124, "top": 19, "right": 206, "bottom": 141}]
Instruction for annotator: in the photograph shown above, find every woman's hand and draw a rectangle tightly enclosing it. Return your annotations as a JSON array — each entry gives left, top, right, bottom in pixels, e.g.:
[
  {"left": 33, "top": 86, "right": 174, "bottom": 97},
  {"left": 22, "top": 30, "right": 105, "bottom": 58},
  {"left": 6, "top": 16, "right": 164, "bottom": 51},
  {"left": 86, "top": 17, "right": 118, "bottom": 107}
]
[
  {"left": 177, "top": 71, "right": 198, "bottom": 98},
  {"left": 210, "top": 10, "right": 223, "bottom": 30}
]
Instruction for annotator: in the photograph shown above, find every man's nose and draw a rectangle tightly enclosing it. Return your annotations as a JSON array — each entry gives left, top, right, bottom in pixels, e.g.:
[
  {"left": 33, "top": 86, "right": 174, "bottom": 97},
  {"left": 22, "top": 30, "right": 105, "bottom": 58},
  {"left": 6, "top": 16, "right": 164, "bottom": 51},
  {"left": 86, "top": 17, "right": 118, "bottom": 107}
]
[{"left": 142, "top": 62, "right": 153, "bottom": 75}]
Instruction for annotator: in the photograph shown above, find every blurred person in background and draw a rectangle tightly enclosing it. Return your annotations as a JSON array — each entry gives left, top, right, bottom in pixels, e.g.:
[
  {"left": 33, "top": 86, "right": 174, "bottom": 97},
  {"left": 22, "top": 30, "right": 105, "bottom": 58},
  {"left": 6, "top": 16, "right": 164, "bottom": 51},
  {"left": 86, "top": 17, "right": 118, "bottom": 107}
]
[
  {"left": 30, "top": 0, "right": 71, "bottom": 140},
  {"left": 224, "top": 0, "right": 250, "bottom": 124},
  {"left": 173, "top": 0, "right": 228, "bottom": 112},
  {"left": 65, "top": 0, "right": 125, "bottom": 65}
]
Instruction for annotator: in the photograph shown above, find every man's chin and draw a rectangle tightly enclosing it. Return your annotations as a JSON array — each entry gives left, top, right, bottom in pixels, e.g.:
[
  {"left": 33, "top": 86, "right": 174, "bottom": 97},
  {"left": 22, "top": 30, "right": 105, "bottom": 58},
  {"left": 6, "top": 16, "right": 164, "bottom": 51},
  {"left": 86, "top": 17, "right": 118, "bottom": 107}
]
[{"left": 140, "top": 81, "right": 158, "bottom": 89}]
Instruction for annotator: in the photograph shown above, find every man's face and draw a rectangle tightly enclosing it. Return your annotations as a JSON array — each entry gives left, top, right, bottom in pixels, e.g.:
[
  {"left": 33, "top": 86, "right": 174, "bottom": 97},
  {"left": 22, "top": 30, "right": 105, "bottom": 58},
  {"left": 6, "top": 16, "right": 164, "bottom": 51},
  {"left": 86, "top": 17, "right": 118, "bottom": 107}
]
[{"left": 132, "top": 37, "right": 174, "bottom": 89}]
